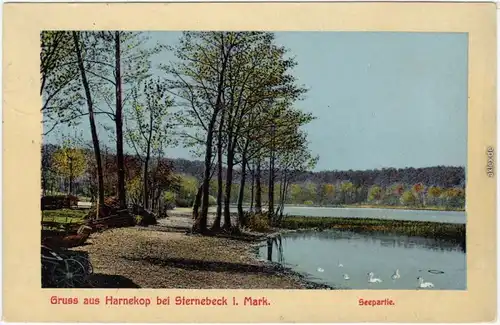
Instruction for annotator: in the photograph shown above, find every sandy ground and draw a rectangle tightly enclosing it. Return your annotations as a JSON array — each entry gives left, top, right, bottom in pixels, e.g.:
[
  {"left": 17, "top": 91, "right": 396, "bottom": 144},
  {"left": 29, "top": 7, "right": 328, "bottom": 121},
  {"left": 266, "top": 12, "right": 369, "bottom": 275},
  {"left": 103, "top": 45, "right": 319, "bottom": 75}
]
[{"left": 71, "top": 213, "right": 331, "bottom": 289}]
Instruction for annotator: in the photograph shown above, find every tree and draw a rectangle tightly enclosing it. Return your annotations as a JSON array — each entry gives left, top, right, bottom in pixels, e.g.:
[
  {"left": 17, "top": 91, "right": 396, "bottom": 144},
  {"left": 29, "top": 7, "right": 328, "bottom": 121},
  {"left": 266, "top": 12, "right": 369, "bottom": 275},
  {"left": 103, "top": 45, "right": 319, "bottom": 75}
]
[
  {"left": 149, "top": 159, "right": 180, "bottom": 212},
  {"left": 290, "top": 184, "right": 302, "bottom": 204},
  {"left": 82, "top": 31, "right": 161, "bottom": 209},
  {"left": 178, "top": 174, "right": 199, "bottom": 205},
  {"left": 340, "top": 181, "right": 355, "bottom": 204},
  {"left": 126, "top": 175, "right": 143, "bottom": 205},
  {"left": 71, "top": 31, "right": 106, "bottom": 211},
  {"left": 52, "top": 141, "right": 86, "bottom": 194},
  {"left": 427, "top": 186, "right": 442, "bottom": 206},
  {"left": 217, "top": 32, "right": 307, "bottom": 229},
  {"left": 41, "top": 144, "right": 58, "bottom": 195},
  {"left": 41, "top": 31, "right": 84, "bottom": 136},
  {"left": 273, "top": 139, "right": 318, "bottom": 222},
  {"left": 164, "top": 32, "right": 238, "bottom": 233},
  {"left": 126, "top": 77, "right": 175, "bottom": 209},
  {"left": 368, "top": 185, "right": 383, "bottom": 203},
  {"left": 412, "top": 183, "right": 426, "bottom": 206},
  {"left": 165, "top": 32, "right": 309, "bottom": 232},
  {"left": 323, "top": 184, "right": 336, "bottom": 205},
  {"left": 441, "top": 187, "right": 465, "bottom": 209},
  {"left": 401, "top": 190, "right": 417, "bottom": 206}
]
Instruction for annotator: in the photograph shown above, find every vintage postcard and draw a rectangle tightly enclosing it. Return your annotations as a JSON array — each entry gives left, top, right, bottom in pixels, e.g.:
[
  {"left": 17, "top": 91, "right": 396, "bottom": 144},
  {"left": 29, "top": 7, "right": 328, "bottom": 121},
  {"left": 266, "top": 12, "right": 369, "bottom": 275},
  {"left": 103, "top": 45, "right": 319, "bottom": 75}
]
[{"left": 2, "top": 1, "right": 497, "bottom": 323}]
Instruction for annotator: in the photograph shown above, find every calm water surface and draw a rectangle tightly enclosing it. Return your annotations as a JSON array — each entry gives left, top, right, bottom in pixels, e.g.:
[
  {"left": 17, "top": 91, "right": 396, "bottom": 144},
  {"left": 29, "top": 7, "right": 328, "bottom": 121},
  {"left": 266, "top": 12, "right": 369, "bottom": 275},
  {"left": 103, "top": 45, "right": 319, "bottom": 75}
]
[
  {"left": 258, "top": 230, "right": 466, "bottom": 290},
  {"left": 226, "top": 206, "right": 466, "bottom": 224}
]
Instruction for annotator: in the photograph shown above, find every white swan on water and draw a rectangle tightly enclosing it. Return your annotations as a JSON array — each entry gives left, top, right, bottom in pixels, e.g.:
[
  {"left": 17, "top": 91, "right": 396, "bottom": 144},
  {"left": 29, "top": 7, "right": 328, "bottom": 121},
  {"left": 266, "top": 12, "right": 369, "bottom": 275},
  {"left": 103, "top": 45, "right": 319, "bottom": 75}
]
[
  {"left": 343, "top": 274, "right": 350, "bottom": 280},
  {"left": 417, "top": 277, "right": 434, "bottom": 288},
  {"left": 391, "top": 269, "right": 401, "bottom": 280},
  {"left": 367, "top": 272, "right": 382, "bottom": 283},
  {"left": 317, "top": 268, "right": 324, "bottom": 273}
]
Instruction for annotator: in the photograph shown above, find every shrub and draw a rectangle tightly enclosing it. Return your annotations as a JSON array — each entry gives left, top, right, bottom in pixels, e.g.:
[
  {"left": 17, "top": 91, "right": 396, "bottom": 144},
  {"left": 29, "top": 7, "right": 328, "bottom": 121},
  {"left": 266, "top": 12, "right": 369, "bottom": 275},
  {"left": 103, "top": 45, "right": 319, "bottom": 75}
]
[
  {"left": 164, "top": 191, "right": 176, "bottom": 205},
  {"left": 247, "top": 213, "right": 271, "bottom": 232},
  {"left": 175, "top": 197, "right": 192, "bottom": 208},
  {"left": 208, "top": 195, "right": 217, "bottom": 206},
  {"left": 304, "top": 200, "right": 314, "bottom": 206}
]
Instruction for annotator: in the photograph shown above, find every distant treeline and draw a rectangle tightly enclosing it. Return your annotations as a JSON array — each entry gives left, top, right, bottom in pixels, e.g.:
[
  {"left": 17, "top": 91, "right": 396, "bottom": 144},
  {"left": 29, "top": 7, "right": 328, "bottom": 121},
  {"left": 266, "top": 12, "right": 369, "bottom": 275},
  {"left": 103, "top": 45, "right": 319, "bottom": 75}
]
[
  {"left": 41, "top": 143, "right": 465, "bottom": 211},
  {"left": 168, "top": 157, "right": 465, "bottom": 189}
]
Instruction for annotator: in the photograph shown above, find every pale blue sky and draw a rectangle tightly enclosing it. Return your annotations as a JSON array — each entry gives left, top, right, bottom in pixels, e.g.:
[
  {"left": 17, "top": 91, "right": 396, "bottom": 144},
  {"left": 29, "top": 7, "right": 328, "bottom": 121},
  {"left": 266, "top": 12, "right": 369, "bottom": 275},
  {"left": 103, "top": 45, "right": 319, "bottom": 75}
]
[{"left": 44, "top": 32, "right": 468, "bottom": 172}]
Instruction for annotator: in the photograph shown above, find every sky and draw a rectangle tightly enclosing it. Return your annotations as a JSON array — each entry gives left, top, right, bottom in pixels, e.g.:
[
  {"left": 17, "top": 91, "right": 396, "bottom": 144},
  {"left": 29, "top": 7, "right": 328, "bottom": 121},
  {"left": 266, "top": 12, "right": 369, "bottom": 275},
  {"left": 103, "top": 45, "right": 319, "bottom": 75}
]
[{"left": 44, "top": 31, "right": 468, "bottom": 172}]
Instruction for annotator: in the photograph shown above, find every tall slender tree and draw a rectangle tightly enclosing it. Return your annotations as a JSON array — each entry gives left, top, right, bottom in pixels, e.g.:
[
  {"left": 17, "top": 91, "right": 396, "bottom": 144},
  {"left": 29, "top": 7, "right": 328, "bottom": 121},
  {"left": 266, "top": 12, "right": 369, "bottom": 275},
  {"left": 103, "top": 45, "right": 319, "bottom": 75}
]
[
  {"left": 71, "top": 31, "right": 106, "bottom": 211},
  {"left": 126, "top": 77, "right": 175, "bottom": 209}
]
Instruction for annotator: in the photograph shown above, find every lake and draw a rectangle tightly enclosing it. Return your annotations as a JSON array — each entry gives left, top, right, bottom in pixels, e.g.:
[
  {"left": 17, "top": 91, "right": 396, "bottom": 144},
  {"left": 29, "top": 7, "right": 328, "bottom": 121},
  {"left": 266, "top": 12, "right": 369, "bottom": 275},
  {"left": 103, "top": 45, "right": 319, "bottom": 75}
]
[
  {"left": 227, "top": 205, "right": 466, "bottom": 224},
  {"left": 258, "top": 230, "right": 466, "bottom": 290}
]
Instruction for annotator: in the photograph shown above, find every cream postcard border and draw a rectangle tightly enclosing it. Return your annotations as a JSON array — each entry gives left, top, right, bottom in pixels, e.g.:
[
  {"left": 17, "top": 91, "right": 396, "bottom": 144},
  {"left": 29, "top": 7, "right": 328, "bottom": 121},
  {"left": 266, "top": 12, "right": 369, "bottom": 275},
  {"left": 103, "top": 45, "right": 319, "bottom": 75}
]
[{"left": 2, "top": 2, "right": 497, "bottom": 323}]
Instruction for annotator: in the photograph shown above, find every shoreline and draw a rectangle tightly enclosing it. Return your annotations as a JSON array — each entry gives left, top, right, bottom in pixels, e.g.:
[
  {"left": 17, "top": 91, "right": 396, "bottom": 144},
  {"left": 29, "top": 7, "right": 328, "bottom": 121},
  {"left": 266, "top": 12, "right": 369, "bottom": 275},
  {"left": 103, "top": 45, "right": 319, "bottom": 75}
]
[
  {"left": 47, "top": 210, "right": 463, "bottom": 289},
  {"left": 164, "top": 210, "right": 465, "bottom": 243},
  {"left": 67, "top": 222, "right": 334, "bottom": 289},
  {"left": 226, "top": 204, "right": 465, "bottom": 213}
]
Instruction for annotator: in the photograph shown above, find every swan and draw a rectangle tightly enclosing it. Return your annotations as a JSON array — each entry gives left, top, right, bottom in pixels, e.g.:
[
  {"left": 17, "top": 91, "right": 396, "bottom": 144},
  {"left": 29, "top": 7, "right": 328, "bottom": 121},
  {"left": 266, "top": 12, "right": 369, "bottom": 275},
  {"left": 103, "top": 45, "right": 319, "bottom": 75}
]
[
  {"left": 338, "top": 262, "right": 344, "bottom": 268},
  {"left": 367, "top": 272, "right": 382, "bottom": 283},
  {"left": 391, "top": 269, "right": 401, "bottom": 280},
  {"left": 343, "top": 274, "right": 350, "bottom": 280},
  {"left": 317, "top": 267, "right": 324, "bottom": 273},
  {"left": 417, "top": 277, "right": 434, "bottom": 288}
]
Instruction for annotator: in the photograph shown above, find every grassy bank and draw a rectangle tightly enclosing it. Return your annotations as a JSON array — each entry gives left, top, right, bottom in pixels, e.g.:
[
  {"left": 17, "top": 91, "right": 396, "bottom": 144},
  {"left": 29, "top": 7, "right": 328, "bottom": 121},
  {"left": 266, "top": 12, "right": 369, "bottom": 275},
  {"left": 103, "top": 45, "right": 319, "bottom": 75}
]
[
  {"left": 280, "top": 216, "right": 465, "bottom": 243},
  {"left": 234, "top": 203, "right": 464, "bottom": 212},
  {"left": 42, "top": 209, "right": 87, "bottom": 224}
]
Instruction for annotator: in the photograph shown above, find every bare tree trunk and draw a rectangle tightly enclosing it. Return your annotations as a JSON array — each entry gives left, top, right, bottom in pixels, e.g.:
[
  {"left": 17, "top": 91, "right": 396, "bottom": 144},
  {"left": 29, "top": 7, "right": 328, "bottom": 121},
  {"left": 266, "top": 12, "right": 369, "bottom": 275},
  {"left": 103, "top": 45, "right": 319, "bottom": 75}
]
[
  {"left": 192, "top": 35, "right": 229, "bottom": 234},
  {"left": 143, "top": 158, "right": 150, "bottom": 209},
  {"left": 276, "top": 172, "right": 288, "bottom": 223},
  {"left": 249, "top": 163, "right": 255, "bottom": 212},
  {"left": 42, "top": 175, "right": 47, "bottom": 196},
  {"left": 267, "top": 238, "right": 273, "bottom": 261},
  {"left": 255, "top": 159, "right": 262, "bottom": 213},
  {"left": 69, "top": 158, "right": 74, "bottom": 195},
  {"left": 114, "top": 31, "right": 127, "bottom": 209},
  {"left": 193, "top": 118, "right": 217, "bottom": 233},
  {"left": 268, "top": 155, "right": 275, "bottom": 221},
  {"left": 275, "top": 172, "right": 284, "bottom": 216},
  {"left": 192, "top": 185, "right": 203, "bottom": 220},
  {"left": 212, "top": 109, "right": 225, "bottom": 231},
  {"left": 142, "top": 113, "right": 153, "bottom": 210},
  {"left": 72, "top": 31, "right": 105, "bottom": 215},
  {"left": 223, "top": 151, "right": 234, "bottom": 230},
  {"left": 237, "top": 154, "right": 247, "bottom": 225}
]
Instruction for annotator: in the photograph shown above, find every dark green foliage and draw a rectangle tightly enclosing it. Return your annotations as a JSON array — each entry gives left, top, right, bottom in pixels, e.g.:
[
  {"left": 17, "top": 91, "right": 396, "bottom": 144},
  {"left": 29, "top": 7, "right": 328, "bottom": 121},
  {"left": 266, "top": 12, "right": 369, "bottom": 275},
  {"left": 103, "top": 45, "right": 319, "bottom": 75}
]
[
  {"left": 41, "top": 195, "right": 79, "bottom": 210},
  {"left": 175, "top": 197, "right": 192, "bottom": 208}
]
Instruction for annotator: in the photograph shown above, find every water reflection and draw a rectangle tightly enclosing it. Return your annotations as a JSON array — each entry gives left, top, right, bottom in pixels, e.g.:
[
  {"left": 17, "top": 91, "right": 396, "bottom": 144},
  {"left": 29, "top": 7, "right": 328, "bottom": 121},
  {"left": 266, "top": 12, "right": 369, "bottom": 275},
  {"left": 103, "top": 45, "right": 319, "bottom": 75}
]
[
  {"left": 260, "top": 230, "right": 466, "bottom": 290},
  {"left": 285, "top": 230, "right": 465, "bottom": 252},
  {"left": 267, "top": 237, "right": 285, "bottom": 264}
]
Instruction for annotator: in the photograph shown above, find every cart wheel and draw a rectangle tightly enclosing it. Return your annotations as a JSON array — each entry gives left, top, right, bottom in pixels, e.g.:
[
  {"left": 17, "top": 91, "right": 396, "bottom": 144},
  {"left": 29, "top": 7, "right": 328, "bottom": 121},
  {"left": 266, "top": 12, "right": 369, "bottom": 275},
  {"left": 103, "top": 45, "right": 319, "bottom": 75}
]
[
  {"left": 74, "top": 256, "right": 93, "bottom": 275},
  {"left": 55, "top": 251, "right": 93, "bottom": 275},
  {"left": 51, "top": 258, "right": 87, "bottom": 288}
]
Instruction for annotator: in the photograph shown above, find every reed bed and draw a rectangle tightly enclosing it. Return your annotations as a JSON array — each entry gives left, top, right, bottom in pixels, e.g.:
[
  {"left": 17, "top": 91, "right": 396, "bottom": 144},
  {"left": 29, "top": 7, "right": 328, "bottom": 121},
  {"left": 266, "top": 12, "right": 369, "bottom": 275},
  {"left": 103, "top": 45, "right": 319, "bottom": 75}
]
[{"left": 280, "top": 216, "right": 465, "bottom": 242}]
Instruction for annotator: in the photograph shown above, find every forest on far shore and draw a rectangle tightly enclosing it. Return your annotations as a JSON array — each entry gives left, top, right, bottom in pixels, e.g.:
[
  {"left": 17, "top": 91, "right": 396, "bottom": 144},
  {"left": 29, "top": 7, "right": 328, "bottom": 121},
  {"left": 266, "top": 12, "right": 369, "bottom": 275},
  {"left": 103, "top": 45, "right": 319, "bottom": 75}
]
[{"left": 42, "top": 142, "right": 466, "bottom": 213}]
